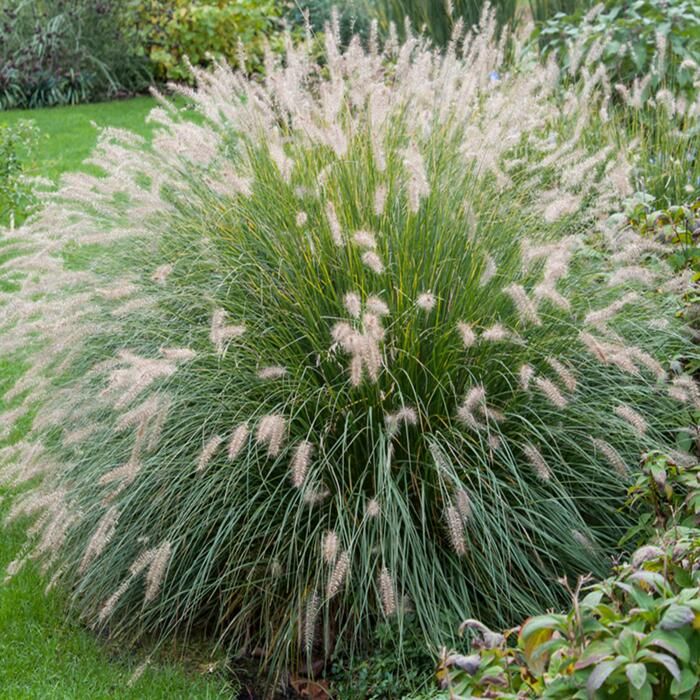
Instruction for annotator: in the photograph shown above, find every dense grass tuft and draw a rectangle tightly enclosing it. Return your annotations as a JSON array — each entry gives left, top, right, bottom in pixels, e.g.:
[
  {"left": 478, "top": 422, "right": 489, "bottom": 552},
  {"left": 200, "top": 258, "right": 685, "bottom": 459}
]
[{"left": 2, "top": 13, "right": 698, "bottom": 678}]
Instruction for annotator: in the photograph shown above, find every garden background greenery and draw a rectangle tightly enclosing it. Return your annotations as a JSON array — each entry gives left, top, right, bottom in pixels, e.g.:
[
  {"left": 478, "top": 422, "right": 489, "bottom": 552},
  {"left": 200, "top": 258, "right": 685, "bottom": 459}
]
[{"left": 1, "top": 0, "right": 699, "bottom": 698}]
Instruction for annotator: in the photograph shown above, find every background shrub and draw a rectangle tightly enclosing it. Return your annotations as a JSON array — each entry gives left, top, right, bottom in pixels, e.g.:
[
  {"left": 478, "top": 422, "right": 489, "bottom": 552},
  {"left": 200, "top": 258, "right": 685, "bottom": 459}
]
[
  {"left": 0, "top": 119, "right": 39, "bottom": 228},
  {"left": 535, "top": 0, "right": 700, "bottom": 99},
  {"left": 125, "top": 0, "right": 285, "bottom": 82},
  {"left": 2, "top": 13, "right": 698, "bottom": 682},
  {"left": 531, "top": 0, "right": 700, "bottom": 207},
  {"left": 626, "top": 198, "right": 700, "bottom": 279},
  {"left": 0, "top": 0, "right": 152, "bottom": 110}
]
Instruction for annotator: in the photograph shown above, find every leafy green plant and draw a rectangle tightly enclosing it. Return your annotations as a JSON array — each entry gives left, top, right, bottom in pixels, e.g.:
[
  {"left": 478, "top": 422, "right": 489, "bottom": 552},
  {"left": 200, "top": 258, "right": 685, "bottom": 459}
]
[
  {"left": 2, "top": 13, "right": 697, "bottom": 685},
  {"left": 535, "top": 0, "right": 700, "bottom": 99},
  {"left": 437, "top": 454, "right": 700, "bottom": 699},
  {"left": 527, "top": 0, "right": 700, "bottom": 209},
  {"left": 0, "top": 119, "right": 39, "bottom": 228},
  {"left": 327, "top": 620, "right": 434, "bottom": 699},
  {"left": 0, "top": 0, "right": 152, "bottom": 110},
  {"left": 623, "top": 452, "right": 700, "bottom": 543},
  {"left": 125, "top": 0, "right": 285, "bottom": 82},
  {"left": 626, "top": 197, "right": 700, "bottom": 277}
]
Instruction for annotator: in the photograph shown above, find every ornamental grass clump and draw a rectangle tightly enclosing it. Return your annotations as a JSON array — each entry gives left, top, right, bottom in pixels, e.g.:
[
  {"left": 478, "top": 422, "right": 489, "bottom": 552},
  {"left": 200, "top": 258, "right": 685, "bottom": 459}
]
[{"left": 1, "top": 10, "right": 697, "bottom": 674}]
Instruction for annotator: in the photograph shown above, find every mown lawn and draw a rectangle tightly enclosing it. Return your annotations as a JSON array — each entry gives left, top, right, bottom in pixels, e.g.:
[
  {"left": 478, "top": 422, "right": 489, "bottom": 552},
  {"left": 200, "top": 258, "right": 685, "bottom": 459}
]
[
  {"left": 0, "top": 96, "right": 158, "bottom": 179},
  {"left": 0, "top": 98, "right": 235, "bottom": 700}
]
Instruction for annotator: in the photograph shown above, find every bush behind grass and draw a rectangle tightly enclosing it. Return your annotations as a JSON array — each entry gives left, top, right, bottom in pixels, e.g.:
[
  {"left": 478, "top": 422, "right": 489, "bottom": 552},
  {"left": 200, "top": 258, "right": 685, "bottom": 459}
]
[
  {"left": 534, "top": 0, "right": 700, "bottom": 100},
  {"left": 532, "top": 0, "right": 700, "bottom": 207},
  {"left": 2, "top": 11, "right": 698, "bottom": 688},
  {"left": 126, "top": 0, "right": 286, "bottom": 82},
  {"left": 0, "top": 0, "right": 152, "bottom": 110}
]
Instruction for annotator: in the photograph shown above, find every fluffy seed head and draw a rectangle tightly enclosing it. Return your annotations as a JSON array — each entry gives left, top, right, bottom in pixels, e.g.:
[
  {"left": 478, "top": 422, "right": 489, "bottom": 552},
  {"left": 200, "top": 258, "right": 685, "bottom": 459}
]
[
  {"left": 151, "top": 265, "right": 173, "bottom": 284},
  {"left": 374, "top": 186, "right": 387, "bottom": 216},
  {"left": 366, "top": 499, "right": 381, "bottom": 517},
  {"left": 325, "top": 201, "right": 343, "bottom": 246},
  {"left": 445, "top": 506, "right": 466, "bottom": 556},
  {"left": 344, "top": 292, "right": 362, "bottom": 319},
  {"left": 457, "top": 322, "right": 476, "bottom": 348},
  {"left": 379, "top": 567, "right": 396, "bottom": 616},
  {"left": 585, "top": 293, "right": 638, "bottom": 330},
  {"left": 480, "top": 256, "right": 497, "bottom": 287},
  {"left": 590, "top": 437, "right": 628, "bottom": 477},
  {"left": 614, "top": 404, "right": 647, "bottom": 436},
  {"left": 196, "top": 435, "right": 223, "bottom": 472},
  {"left": 322, "top": 530, "right": 339, "bottom": 564},
  {"left": 79, "top": 506, "right": 120, "bottom": 574},
  {"left": 572, "top": 529, "right": 596, "bottom": 554},
  {"left": 304, "top": 590, "right": 320, "bottom": 652},
  {"left": 256, "top": 414, "right": 287, "bottom": 457},
  {"left": 534, "top": 376, "right": 568, "bottom": 409},
  {"left": 523, "top": 444, "right": 551, "bottom": 481},
  {"left": 353, "top": 230, "right": 377, "bottom": 249},
  {"left": 534, "top": 283, "right": 571, "bottom": 311},
  {"left": 455, "top": 489, "right": 472, "bottom": 520},
  {"left": 482, "top": 324, "right": 509, "bottom": 342},
  {"left": 416, "top": 292, "right": 436, "bottom": 312},
  {"left": 361, "top": 251, "right": 384, "bottom": 274},
  {"left": 519, "top": 364, "right": 534, "bottom": 391},
  {"left": 257, "top": 366, "right": 288, "bottom": 380},
  {"left": 227, "top": 423, "right": 249, "bottom": 461},
  {"left": 326, "top": 550, "right": 350, "bottom": 598},
  {"left": 159, "top": 347, "right": 196, "bottom": 362},
  {"left": 608, "top": 266, "right": 655, "bottom": 287},
  {"left": 504, "top": 284, "right": 541, "bottom": 326},
  {"left": 402, "top": 144, "right": 430, "bottom": 213},
  {"left": 210, "top": 309, "right": 245, "bottom": 356},
  {"left": 547, "top": 358, "right": 577, "bottom": 392},
  {"left": 291, "top": 440, "right": 314, "bottom": 487},
  {"left": 385, "top": 406, "right": 418, "bottom": 435},
  {"left": 366, "top": 296, "right": 389, "bottom": 316},
  {"left": 144, "top": 540, "right": 172, "bottom": 603}
]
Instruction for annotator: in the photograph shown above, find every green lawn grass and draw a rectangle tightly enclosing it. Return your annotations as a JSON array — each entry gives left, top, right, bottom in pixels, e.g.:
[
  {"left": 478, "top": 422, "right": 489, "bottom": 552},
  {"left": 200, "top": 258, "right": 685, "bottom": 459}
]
[
  {"left": 0, "top": 98, "right": 235, "bottom": 700},
  {"left": 0, "top": 97, "right": 158, "bottom": 180}
]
